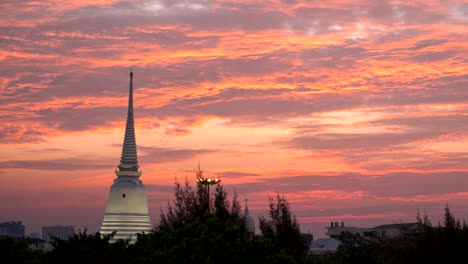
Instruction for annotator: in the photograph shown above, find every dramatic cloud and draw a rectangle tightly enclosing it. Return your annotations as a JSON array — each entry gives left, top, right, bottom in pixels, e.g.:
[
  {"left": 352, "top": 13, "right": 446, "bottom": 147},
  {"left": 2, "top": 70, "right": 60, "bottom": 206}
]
[
  {"left": 0, "top": 158, "right": 112, "bottom": 171},
  {"left": 215, "top": 171, "right": 262, "bottom": 178},
  {"left": 139, "top": 146, "right": 217, "bottom": 164}
]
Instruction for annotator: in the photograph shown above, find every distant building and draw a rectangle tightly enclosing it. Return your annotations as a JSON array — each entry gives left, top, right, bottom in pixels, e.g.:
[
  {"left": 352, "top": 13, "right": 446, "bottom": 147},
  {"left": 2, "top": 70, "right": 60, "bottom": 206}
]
[
  {"left": 371, "top": 223, "right": 420, "bottom": 239},
  {"left": 0, "top": 221, "right": 25, "bottom": 237},
  {"left": 42, "top": 225, "right": 75, "bottom": 242},
  {"left": 326, "top": 221, "right": 368, "bottom": 240},
  {"left": 29, "top": 232, "right": 41, "bottom": 239},
  {"left": 308, "top": 238, "right": 342, "bottom": 256},
  {"left": 326, "top": 221, "right": 419, "bottom": 241}
]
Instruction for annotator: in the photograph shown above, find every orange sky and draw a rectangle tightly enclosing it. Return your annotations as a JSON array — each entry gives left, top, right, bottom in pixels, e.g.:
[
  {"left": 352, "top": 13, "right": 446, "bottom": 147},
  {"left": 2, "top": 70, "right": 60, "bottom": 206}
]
[{"left": 1, "top": 0, "right": 467, "bottom": 238}]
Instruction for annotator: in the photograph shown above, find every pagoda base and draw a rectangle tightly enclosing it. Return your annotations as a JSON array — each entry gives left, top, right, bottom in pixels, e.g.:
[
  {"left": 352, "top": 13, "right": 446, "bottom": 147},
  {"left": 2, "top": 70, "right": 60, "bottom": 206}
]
[{"left": 100, "top": 213, "right": 152, "bottom": 244}]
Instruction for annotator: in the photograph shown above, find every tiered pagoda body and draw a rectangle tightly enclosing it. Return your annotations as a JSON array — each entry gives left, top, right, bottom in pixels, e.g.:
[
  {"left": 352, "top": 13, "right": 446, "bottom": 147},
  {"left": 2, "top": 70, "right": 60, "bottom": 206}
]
[{"left": 100, "top": 72, "right": 152, "bottom": 243}]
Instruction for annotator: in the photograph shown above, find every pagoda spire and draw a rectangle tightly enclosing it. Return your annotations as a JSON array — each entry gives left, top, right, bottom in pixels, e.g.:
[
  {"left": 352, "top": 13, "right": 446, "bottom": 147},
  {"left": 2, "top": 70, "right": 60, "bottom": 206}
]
[
  {"left": 244, "top": 197, "right": 255, "bottom": 236},
  {"left": 117, "top": 71, "right": 140, "bottom": 175},
  {"left": 244, "top": 198, "right": 250, "bottom": 216}
]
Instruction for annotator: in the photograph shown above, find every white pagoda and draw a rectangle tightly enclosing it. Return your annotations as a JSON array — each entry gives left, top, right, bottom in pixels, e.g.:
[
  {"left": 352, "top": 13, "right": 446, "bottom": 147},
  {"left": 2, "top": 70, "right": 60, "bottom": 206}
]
[
  {"left": 244, "top": 198, "right": 255, "bottom": 239},
  {"left": 100, "top": 71, "right": 152, "bottom": 243}
]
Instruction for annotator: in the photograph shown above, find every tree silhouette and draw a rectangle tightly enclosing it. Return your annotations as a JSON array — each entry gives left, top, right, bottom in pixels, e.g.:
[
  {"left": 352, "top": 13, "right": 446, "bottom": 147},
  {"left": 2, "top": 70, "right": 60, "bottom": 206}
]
[
  {"left": 44, "top": 229, "right": 129, "bottom": 264},
  {"left": 259, "top": 193, "right": 305, "bottom": 262}
]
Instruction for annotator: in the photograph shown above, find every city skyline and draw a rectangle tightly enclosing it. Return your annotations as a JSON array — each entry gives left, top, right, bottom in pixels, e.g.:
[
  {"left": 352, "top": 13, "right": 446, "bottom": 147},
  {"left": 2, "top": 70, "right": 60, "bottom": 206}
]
[{"left": 1, "top": 0, "right": 467, "bottom": 238}]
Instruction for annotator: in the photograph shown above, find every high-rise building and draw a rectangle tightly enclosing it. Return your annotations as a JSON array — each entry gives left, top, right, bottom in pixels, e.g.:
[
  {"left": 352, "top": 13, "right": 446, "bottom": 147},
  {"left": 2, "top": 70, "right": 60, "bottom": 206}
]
[
  {"left": 100, "top": 71, "right": 152, "bottom": 243},
  {"left": 0, "top": 221, "right": 25, "bottom": 237},
  {"left": 42, "top": 225, "right": 74, "bottom": 242}
]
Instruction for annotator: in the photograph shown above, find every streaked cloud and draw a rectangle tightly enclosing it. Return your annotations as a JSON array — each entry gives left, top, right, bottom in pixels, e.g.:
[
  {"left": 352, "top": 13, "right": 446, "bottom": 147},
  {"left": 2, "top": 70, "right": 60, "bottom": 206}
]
[
  {"left": 0, "top": 157, "right": 112, "bottom": 171},
  {"left": 139, "top": 146, "right": 217, "bottom": 164}
]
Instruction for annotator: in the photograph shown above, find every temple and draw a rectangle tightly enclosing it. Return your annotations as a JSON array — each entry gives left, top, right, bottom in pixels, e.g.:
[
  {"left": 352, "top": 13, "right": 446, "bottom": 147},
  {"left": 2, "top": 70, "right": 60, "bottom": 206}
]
[{"left": 100, "top": 71, "right": 152, "bottom": 243}]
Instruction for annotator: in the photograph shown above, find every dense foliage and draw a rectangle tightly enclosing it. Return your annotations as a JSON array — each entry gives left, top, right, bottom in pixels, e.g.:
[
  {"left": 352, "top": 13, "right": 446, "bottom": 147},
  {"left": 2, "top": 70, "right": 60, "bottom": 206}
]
[
  {"left": 126, "top": 178, "right": 305, "bottom": 263},
  {"left": 0, "top": 236, "right": 43, "bottom": 264},
  {"left": 44, "top": 230, "right": 129, "bottom": 264},
  {"left": 259, "top": 194, "right": 306, "bottom": 262},
  {"left": 128, "top": 179, "right": 279, "bottom": 263}
]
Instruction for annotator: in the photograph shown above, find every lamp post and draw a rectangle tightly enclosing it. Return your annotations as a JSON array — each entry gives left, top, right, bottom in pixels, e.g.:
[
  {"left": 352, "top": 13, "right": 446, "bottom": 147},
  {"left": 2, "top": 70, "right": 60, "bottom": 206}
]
[{"left": 196, "top": 165, "right": 220, "bottom": 213}]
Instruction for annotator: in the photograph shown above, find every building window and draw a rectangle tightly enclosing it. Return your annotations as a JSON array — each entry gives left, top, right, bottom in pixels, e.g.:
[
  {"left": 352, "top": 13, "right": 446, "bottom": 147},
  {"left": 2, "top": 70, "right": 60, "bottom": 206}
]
[{"left": 122, "top": 193, "right": 126, "bottom": 198}]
